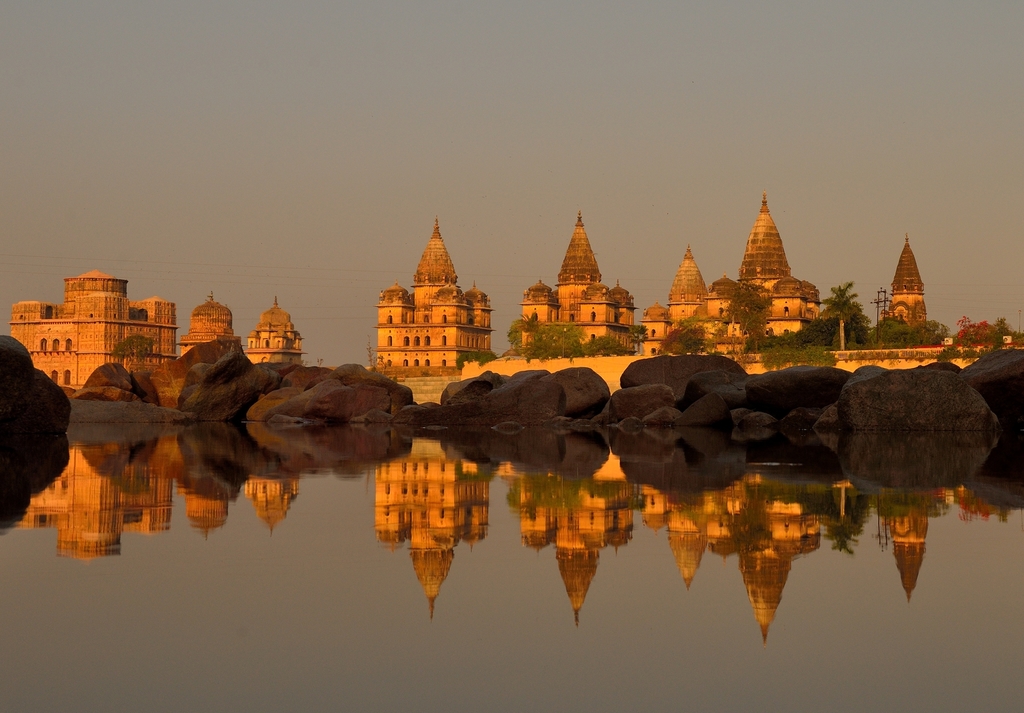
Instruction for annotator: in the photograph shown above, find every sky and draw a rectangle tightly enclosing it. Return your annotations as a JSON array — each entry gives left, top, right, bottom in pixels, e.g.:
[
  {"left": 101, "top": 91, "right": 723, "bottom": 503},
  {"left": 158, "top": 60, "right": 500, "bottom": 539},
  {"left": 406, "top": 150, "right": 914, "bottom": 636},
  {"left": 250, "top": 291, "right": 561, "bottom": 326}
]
[{"left": 2, "top": 1, "right": 1022, "bottom": 365}]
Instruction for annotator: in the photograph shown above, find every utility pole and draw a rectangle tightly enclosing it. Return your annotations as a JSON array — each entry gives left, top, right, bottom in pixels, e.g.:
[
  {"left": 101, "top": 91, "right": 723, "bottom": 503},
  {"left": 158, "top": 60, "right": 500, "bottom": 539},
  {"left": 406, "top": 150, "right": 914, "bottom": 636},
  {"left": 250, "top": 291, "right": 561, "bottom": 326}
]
[{"left": 871, "top": 288, "right": 889, "bottom": 339}]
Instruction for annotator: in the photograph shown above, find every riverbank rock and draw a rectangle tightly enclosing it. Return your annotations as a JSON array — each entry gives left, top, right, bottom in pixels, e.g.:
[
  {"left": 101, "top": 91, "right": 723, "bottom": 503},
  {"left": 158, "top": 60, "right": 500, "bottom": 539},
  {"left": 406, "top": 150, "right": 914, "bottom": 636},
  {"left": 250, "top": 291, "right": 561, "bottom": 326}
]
[
  {"left": 303, "top": 383, "right": 391, "bottom": 422},
  {"left": 0, "top": 335, "right": 36, "bottom": 421},
  {"left": 838, "top": 369, "right": 999, "bottom": 431},
  {"left": 675, "top": 393, "right": 731, "bottom": 427},
  {"left": 608, "top": 384, "right": 676, "bottom": 422},
  {"left": 680, "top": 370, "right": 748, "bottom": 410},
  {"left": 245, "top": 387, "right": 304, "bottom": 421},
  {"left": 69, "top": 399, "right": 194, "bottom": 424},
  {"left": 960, "top": 349, "right": 1024, "bottom": 428},
  {"left": 812, "top": 404, "right": 840, "bottom": 432},
  {"left": 779, "top": 407, "right": 825, "bottom": 433},
  {"left": 329, "top": 364, "right": 414, "bottom": 414},
  {"left": 642, "top": 406, "right": 684, "bottom": 427},
  {"left": 441, "top": 371, "right": 506, "bottom": 405},
  {"left": 149, "top": 338, "right": 243, "bottom": 408},
  {"left": 130, "top": 371, "right": 158, "bottom": 404},
  {"left": 620, "top": 354, "right": 746, "bottom": 402},
  {"left": 392, "top": 378, "right": 566, "bottom": 427},
  {"left": 280, "top": 365, "right": 334, "bottom": 391},
  {"left": 746, "top": 366, "right": 851, "bottom": 416},
  {"left": 541, "top": 367, "right": 610, "bottom": 418},
  {"left": 71, "top": 386, "right": 139, "bottom": 402},
  {"left": 1, "top": 370, "right": 72, "bottom": 434},
  {"left": 180, "top": 351, "right": 280, "bottom": 421},
  {"left": 83, "top": 363, "right": 134, "bottom": 392},
  {"left": 732, "top": 411, "right": 779, "bottom": 442}
]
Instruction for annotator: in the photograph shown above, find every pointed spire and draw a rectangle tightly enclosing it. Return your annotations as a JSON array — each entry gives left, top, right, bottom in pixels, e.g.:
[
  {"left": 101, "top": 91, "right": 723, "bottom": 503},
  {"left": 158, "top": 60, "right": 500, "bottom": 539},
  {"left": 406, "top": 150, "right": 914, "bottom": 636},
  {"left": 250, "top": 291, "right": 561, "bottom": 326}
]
[
  {"left": 739, "top": 192, "right": 791, "bottom": 281},
  {"left": 891, "top": 234, "right": 924, "bottom": 293},
  {"left": 670, "top": 244, "right": 708, "bottom": 303},
  {"left": 558, "top": 212, "right": 601, "bottom": 285},
  {"left": 415, "top": 218, "right": 458, "bottom": 285}
]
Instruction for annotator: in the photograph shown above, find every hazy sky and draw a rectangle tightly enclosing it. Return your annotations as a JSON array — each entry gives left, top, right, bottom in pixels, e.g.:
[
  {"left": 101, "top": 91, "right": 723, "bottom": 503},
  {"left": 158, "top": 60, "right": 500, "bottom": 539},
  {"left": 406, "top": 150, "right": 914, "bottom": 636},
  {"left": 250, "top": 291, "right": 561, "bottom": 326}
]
[{"left": 2, "top": 1, "right": 1022, "bottom": 364}]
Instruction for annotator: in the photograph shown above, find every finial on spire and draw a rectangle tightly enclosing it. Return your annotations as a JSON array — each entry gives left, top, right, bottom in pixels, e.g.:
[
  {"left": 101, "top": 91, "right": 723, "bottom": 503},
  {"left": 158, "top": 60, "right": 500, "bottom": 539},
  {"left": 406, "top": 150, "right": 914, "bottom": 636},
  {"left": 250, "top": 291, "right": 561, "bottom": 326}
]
[
  {"left": 905, "top": 232, "right": 909, "bottom": 243},
  {"left": 761, "top": 190, "right": 769, "bottom": 213},
  {"left": 576, "top": 210, "right": 584, "bottom": 227},
  {"left": 273, "top": 296, "right": 278, "bottom": 307},
  {"left": 208, "top": 291, "right": 214, "bottom": 301}
]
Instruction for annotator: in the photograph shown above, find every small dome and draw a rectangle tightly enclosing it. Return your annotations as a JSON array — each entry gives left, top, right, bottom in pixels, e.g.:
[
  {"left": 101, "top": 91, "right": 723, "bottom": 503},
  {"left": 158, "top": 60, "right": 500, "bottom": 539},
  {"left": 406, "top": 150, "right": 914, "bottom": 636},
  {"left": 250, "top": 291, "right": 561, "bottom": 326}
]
[
  {"left": 464, "top": 281, "right": 488, "bottom": 306},
  {"left": 584, "top": 282, "right": 610, "bottom": 300},
  {"left": 644, "top": 302, "right": 670, "bottom": 321},
  {"left": 433, "top": 284, "right": 465, "bottom": 304},
  {"left": 608, "top": 280, "right": 632, "bottom": 305},
  {"left": 380, "top": 282, "right": 411, "bottom": 304},
  {"left": 190, "top": 293, "right": 234, "bottom": 333},
  {"left": 709, "top": 273, "right": 738, "bottom": 297},
  {"left": 525, "top": 280, "right": 554, "bottom": 302},
  {"left": 669, "top": 246, "right": 708, "bottom": 303},
  {"left": 256, "top": 297, "right": 294, "bottom": 331},
  {"left": 773, "top": 276, "right": 803, "bottom": 296},
  {"left": 800, "top": 280, "right": 820, "bottom": 302}
]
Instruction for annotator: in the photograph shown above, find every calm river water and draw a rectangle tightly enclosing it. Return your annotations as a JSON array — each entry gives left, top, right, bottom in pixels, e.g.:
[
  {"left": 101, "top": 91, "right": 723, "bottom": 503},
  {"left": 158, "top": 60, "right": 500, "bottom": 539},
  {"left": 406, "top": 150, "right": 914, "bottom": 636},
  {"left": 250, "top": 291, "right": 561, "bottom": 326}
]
[{"left": 2, "top": 423, "right": 1023, "bottom": 712}]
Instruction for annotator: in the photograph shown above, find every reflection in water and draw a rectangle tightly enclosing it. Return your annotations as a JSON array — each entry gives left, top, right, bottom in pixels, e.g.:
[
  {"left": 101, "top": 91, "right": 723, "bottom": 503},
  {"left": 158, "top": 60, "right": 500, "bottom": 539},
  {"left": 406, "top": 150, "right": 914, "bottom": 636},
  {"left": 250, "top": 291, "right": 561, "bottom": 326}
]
[{"left": 7, "top": 424, "right": 1024, "bottom": 643}]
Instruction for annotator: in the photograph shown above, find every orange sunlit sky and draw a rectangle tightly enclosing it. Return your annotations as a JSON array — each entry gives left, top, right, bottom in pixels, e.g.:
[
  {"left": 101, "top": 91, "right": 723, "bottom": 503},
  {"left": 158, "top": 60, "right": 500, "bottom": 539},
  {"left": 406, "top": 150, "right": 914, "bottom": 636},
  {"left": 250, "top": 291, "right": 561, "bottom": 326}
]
[{"left": 2, "top": 2, "right": 1022, "bottom": 364}]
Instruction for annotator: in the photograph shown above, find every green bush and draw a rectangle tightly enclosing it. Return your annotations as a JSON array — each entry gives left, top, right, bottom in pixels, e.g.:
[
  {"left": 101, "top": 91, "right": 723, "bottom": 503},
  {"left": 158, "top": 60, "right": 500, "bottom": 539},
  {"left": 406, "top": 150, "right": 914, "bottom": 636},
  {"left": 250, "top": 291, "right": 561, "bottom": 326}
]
[
  {"left": 456, "top": 351, "right": 498, "bottom": 370},
  {"left": 761, "top": 346, "right": 837, "bottom": 370}
]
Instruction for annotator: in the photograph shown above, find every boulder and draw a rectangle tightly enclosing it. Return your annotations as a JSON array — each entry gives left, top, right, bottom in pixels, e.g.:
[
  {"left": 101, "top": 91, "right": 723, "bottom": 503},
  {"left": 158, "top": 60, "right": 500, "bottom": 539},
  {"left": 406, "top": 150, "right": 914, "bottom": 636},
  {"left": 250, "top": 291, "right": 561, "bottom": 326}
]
[
  {"left": 841, "top": 365, "right": 887, "bottom": 392},
  {"left": 1, "top": 370, "right": 71, "bottom": 434},
  {"left": 351, "top": 408, "right": 394, "bottom": 424},
  {"left": 812, "top": 404, "right": 840, "bottom": 432},
  {"left": 746, "top": 366, "right": 851, "bottom": 416},
  {"left": 148, "top": 338, "right": 243, "bottom": 408},
  {"left": 69, "top": 399, "right": 193, "bottom": 424},
  {"left": 778, "top": 407, "right": 825, "bottom": 433},
  {"left": 675, "top": 393, "right": 731, "bottom": 427},
  {"left": 329, "top": 364, "right": 414, "bottom": 414},
  {"left": 506, "top": 369, "right": 551, "bottom": 384},
  {"left": 642, "top": 406, "right": 685, "bottom": 427},
  {"left": 281, "top": 365, "right": 334, "bottom": 391},
  {"left": 444, "top": 378, "right": 499, "bottom": 406},
  {"left": 392, "top": 378, "right": 566, "bottom": 427},
  {"left": 303, "top": 382, "right": 391, "bottom": 422},
  {"left": 960, "top": 349, "right": 1024, "bottom": 427},
  {"left": 608, "top": 384, "right": 676, "bottom": 422},
  {"left": 540, "top": 368, "right": 610, "bottom": 418},
  {"left": 730, "top": 408, "right": 753, "bottom": 426},
  {"left": 130, "top": 371, "right": 159, "bottom": 404},
  {"left": 71, "top": 386, "right": 139, "bottom": 402},
  {"left": 838, "top": 369, "right": 999, "bottom": 431},
  {"left": 180, "top": 352, "right": 280, "bottom": 421},
  {"left": 680, "top": 370, "right": 748, "bottom": 410},
  {"left": 440, "top": 371, "right": 506, "bottom": 405},
  {"left": 183, "top": 362, "right": 214, "bottom": 389},
  {"left": 0, "top": 335, "right": 35, "bottom": 421},
  {"left": 620, "top": 354, "right": 746, "bottom": 401},
  {"left": 921, "top": 361, "right": 962, "bottom": 373},
  {"left": 82, "top": 363, "right": 134, "bottom": 392},
  {"left": 245, "top": 387, "right": 304, "bottom": 421},
  {"left": 732, "top": 411, "right": 779, "bottom": 442},
  {"left": 616, "top": 416, "right": 644, "bottom": 432}
]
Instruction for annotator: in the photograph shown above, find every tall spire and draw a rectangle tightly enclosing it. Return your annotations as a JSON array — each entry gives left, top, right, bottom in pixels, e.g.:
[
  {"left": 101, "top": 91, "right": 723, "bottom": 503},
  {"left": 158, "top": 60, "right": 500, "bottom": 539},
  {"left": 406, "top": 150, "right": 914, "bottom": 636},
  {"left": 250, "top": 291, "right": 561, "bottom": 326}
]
[
  {"left": 558, "top": 211, "right": 601, "bottom": 285},
  {"left": 414, "top": 218, "right": 458, "bottom": 286},
  {"left": 669, "top": 245, "right": 708, "bottom": 303},
  {"left": 891, "top": 234, "right": 924, "bottom": 293},
  {"left": 739, "top": 192, "right": 791, "bottom": 281}
]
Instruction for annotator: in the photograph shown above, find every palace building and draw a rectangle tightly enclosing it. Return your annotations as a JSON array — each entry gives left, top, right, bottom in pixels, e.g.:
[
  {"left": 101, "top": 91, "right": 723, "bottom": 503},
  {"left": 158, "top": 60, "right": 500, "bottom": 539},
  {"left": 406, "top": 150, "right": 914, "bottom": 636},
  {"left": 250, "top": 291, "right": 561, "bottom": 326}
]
[
  {"left": 376, "top": 219, "right": 493, "bottom": 372},
  {"left": 883, "top": 235, "right": 927, "bottom": 324},
  {"left": 520, "top": 212, "right": 636, "bottom": 348},
  {"left": 179, "top": 293, "right": 242, "bottom": 355},
  {"left": 641, "top": 193, "right": 820, "bottom": 354},
  {"left": 246, "top": 297, "right": 304, "bottom": 364},
  {"left": 9, "top": 270, "right": 177, "bottom": 388}
]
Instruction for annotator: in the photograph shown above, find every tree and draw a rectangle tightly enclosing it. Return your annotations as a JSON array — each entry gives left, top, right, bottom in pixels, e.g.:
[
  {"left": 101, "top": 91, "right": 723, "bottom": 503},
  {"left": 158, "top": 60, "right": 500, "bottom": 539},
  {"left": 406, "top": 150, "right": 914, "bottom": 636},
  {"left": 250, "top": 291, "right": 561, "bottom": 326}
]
[
  {"left": 628, "top": 324, "right": 647, "bottom": 354},
  {"left": 508, "top": 320, "right": 586, "bottom": 360},
  {"left": 726, "top": 283, "right": 771, "bottom": 352},
  {"left": 661, "top": 318, "right": 709, "bottom": 355},
  {"left": 821, "top": 282, "right": 862, "bottom": 351},
  {"left": 582, "top": 335, "right": 631, "bottom": 356},
  {"left": 111, "top": 334, "right": 154, "bottom": 370}
]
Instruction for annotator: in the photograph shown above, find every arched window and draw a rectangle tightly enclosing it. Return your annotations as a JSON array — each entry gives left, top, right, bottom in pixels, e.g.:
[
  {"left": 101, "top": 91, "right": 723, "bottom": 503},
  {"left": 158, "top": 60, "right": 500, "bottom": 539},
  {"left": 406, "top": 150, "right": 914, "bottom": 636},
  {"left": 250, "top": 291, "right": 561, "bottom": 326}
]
[
  {"left": 264, "top": 339, "right": 270, "bottom": 348},
  {"left": 651, "top": 349, "right": 657, "bottom": 355},
  {"left": 50, "top": 371, "right": 58, "bottom": 382},
  {"left": 64, "top": 370, "right": 71, "bottom": 385},
  {"left": 442, "top": 314, "right": 447, "bottom": 324},
  {"left": 784, "top": 306, "right": 789, "bottom": 317},
  {"left": 590, "top": 334, "right": 596, "bottom": 341},
  {"left": 386, "top": 359, "right": 392, "bottom": 366},
  {"left": 65, "top": 339, "right": 72, "bottom": 351},
  {"left": 424, "top": 359, "right": 430, "bottom": 366},
  {"left": 387, "top": 315, "right": 393, "bottom": 324},
  {"left": 423, "top": 314, "right": 430, "bottom": 324},
  {"left": 53, "top": 339, "right": 60, "bottom": 351},
  {"left": 414, "top": 359, "right": 420, "bottom": 366},
  {"left": 718, "top": 307, "right": 724, "bottom": 317},
  {"left": 403, "top": 337, "right": 410, "bottom": 346},
  {"left": 568, "top": 314, "right": 574, "bottom": 321},
  {"left": 413, "top": 336, "right": 420, "bottom": 346},
  {"left": 441, "top": 359, "right": 447, "bottom": 366},
  {"left": 650, "top": 329, "right": 656, "bottom": 337},
  {"left": 40, "top": 339, "right": 47, "bottom": 351},
  {"left": 591, "top": 311, "right": 596, "bottom": 321},
  {"left": 387, "top": 336, "right": 393, "bottom": 346},
  {"left": 468, "top": 314, "right": 474, "bottom": 325},
  {"left": 44, "top": 306, "right": 53, "bottom": 319},
  {"left": 403, "top": 359, "right": 409, "bottom": 366},
  {"left": 441, "top": 336, "right": 447, "bottom": 346},
  {"left": 424, "top": 336, "right": 430, "bottom": 346}
]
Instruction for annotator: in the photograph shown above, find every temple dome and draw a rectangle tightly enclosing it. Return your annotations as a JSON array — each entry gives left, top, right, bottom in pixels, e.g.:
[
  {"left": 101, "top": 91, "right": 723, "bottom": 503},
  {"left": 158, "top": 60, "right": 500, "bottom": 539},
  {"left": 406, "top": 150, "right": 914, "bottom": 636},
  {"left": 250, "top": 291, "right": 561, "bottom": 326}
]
[
  {"left": 433, "top": 284, "right": 465, "bottom": 304},
  {"left": 189, "top": 293, "right": 233, "bottom": 334},
  {"left": 773, "top": 276, "right": 803, "bottom": 296},
  {"left": 608, "top": 280, "right": 632, "bottom": 305},
  {"left": 464, "top": 281, "right": 488, "bottom": 306},
  {"left": 558, "top": 211, "right": 602, "bottom": 285},
  {"left": 414, "top": 218, "right": 458, "bottom": 286},
  {"left": 800, "top": 280, "right": 820, "bottom": 302},
  {"left": 709, "top": 273, "right": 738, "bottom": 297},
  {"left": 644, "top": 302, "right": 670, "bottom": 321},
  {"left": 525, "top": 280, "right": 555, "bottom": 302},
  {"left": 739, "top": 192, "right": 792, "bottom": 282},
  {"left": 583, "top": 282, "right": 610, "bottom": 300},
  {"left": 892, "top": 235, "right": 924, "bottom": 293},
  {"left": 380, "top": 282, "right": 411, "bottom": 304},
  {"left": 669, "top": 246, "right": 708, "bottom": 303},
  {"left": 255, "top": 297, "right": 294, "bottom": 331}
]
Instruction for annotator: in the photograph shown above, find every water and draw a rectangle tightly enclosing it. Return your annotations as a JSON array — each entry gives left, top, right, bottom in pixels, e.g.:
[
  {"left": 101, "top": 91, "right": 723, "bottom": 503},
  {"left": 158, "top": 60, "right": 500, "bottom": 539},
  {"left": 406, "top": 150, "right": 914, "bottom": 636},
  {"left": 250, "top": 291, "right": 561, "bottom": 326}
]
[{"left": 1, "top": 423, "right": 1023, "bottom": 713}]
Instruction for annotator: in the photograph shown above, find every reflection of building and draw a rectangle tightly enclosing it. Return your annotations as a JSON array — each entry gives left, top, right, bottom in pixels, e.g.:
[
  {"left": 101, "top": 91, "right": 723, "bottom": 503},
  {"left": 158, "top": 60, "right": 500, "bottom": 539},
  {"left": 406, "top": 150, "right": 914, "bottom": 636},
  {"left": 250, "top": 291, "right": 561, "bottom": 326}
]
[
  {"left": 887, "top": 510, "right": 928, "bottom": 601},
  {"left": 246, "top": 298, "right": 304, "bottom": 364},
  {"left": 9, "top": 270, "right": 177, "bottom": 388},
  {"left": 514, "top": 472, "right": 633, "bottom": 625},
  {"left": 376, "top": 219, "right": 493, "bottom": 372},
  {"left": 180, "top": 292, "right": 242, "bottom": 354},
  {"left": 521, "top": 212, "right": 636, "bottom": 349},
  {"left": 882, "top": 235, "right": 927, "bottom": 324},
  {"left": 642, "top": 194, "right": 821, "bottom": 354},
  {"left": 18, "top": 439, "right": 177, "bottom": 559},
  {"left": 245, "top": 477, "right": 300, "bottom": 532},
  {"left": 374, "top": 439, "right": 490, "bottom": 617}
]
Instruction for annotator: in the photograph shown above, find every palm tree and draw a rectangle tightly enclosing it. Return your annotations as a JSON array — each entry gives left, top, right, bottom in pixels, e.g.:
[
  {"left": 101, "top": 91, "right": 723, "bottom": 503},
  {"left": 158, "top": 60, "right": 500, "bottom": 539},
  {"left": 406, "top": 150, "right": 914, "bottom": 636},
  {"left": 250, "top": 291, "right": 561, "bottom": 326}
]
[{"left": 822, "top": 282, "right": 860, "bottom": 351}]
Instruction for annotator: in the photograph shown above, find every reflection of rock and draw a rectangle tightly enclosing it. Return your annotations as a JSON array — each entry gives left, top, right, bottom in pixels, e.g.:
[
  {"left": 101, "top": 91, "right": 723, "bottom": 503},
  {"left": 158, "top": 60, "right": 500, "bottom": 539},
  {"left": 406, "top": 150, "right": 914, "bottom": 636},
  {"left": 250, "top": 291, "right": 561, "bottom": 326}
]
[
  {"left": 960, "top": 349, "right": 1024, "bottom": 428},
  {"left": 246, "top": 423, "right": 409, "bottom": 476},
  {"left": 0, "top": 435, "right": 69, "bottom": 531},
  {"left": 433, "top": 428, "right": 609, "bottom": 480},
  {"left": 838, "top": 432, "right": 996, "bottom": 488}
]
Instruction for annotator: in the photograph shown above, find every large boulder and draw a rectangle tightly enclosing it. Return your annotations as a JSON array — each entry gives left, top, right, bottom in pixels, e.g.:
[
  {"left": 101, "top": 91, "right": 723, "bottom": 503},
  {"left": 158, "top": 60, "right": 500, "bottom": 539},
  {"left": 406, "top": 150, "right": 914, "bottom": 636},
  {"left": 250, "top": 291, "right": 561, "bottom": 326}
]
[
  {"left": 680, "top": 370, "right": 748, "bottom": 410},
  {"left": 281, "top": 365, "right": 334, "bottom": 391},
  {"left": 838, "top": 369, "right": 999, "bottom": 431},
  {"left": 69, "top": 399, "right": 193, "bottom": 424},
  {"left": 83, "top": 363, "right": 134, "bottom": 392},
  {"left": 842, "top": 365, "right": 887, "bottom": 392},
  {"left": 1, "top": 370, "right": 71, "bottom": 434},
  {"left": 71, "top": 386, "right": 139, "bottom": 402},
  {"left": 675, "top": 392, "right": 731, "bottom": 427},
  {"left": 303, "top": 382, "right": 391, "bottom": 422},
  {"left": 392, "top": 378, "right": 566, "bottom": 427},
  {"left": 608, "top": 384, "right": 676, "bottom": 422},
  {"left": 620, "top": 354, "right": 746, "bottom": 402},
  {"left": 444, "top": 377, "right": 499, "bottom": 406},
  {"left": 540, "top": 368, "right": 610, "bottom": 418},
  {"left": 0, "top": 335, "right": 35, "bottom": 421},
  {"left": 130, "top": 371, "right": 159, "bottom": 404},
  {"left": 179, "top": 352, "right": 280, "bottom": 421},
  {"left": 440, "top": 371, "right": 506, "bottom": 405},
  {"left": 746, "top": 366, "right": 851, "bottom": 416},
  {"left": 642, "top": 406, "right": 684, "bottom": 427},
  {"left": 245, "top": 387, "right": 304, "bottom": 421},
  {"left": 960, "top": 349, "right": 1024, "bottom": 427},
  {"left": 149, "top": 339, "right": 243, "bottom": 408},
  {"left": 329, "top": 364, "right": 414, "bottom": 414}
]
